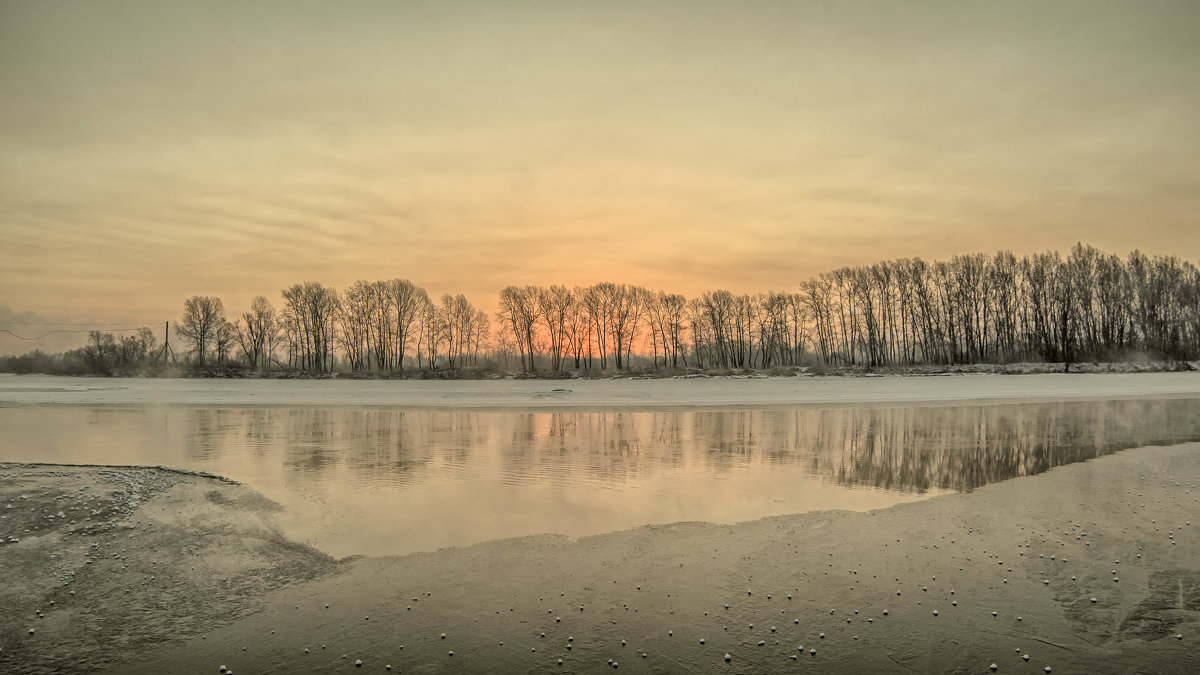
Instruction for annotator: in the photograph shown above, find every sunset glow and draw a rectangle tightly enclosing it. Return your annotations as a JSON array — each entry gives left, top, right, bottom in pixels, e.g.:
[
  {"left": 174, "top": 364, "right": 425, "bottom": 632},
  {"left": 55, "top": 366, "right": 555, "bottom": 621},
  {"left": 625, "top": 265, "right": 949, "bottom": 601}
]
[{"left": 2, "top": 1, "right": 1198, "bottom": 354}]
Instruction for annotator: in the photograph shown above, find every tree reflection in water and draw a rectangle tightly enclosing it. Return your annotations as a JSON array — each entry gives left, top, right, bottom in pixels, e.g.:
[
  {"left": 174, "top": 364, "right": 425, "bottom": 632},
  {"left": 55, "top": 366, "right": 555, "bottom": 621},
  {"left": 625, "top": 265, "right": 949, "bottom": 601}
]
[
  {"left": 159, "top": 398, "right": 1200, "bottom": 495},
  {"left": 6, "top": 398, "right": 1200, "bottom": 555}
]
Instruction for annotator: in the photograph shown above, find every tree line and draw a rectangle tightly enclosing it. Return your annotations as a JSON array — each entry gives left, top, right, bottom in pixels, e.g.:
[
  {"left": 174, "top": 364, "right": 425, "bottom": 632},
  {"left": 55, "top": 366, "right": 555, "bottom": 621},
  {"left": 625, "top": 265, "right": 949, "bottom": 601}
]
[
  {"left": 495, "top": 284, "right": 808, "bottom": 372},
  {"left": 492, "top": 245, "right": 1197, "bottom": 373},
  {"left": 172, "top": 280, "right": 491, "bottom": 374},
  {"left": 3, "top": 244, "right": 1197, "bottom": 376},
  {"left": 0, "top": 327, "right": 161, "bottom": 376},
  {"left": 799, "top": 244, "right": 1198, "bottom": 367}
]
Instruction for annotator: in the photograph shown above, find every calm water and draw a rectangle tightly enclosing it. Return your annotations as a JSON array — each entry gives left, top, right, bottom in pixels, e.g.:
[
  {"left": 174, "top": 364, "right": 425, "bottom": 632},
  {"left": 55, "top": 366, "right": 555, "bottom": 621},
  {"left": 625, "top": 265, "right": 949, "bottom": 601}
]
[{"left": 2, "top": 399, "right": 1200, "bottom": 557}]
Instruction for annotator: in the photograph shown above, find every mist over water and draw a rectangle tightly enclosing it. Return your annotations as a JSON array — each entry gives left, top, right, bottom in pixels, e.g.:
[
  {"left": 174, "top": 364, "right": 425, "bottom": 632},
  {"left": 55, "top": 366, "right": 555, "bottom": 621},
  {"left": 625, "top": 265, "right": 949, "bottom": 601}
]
[{"left": 3, "top": 399, "right": 1199, "bottom": 557}]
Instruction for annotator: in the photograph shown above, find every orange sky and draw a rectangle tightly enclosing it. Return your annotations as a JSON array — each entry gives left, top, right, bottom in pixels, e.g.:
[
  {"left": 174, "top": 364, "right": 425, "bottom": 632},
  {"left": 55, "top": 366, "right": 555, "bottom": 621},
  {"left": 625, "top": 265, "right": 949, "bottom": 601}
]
[{"left": 1, "top": 1, "right": 1198, "bottom": 354}]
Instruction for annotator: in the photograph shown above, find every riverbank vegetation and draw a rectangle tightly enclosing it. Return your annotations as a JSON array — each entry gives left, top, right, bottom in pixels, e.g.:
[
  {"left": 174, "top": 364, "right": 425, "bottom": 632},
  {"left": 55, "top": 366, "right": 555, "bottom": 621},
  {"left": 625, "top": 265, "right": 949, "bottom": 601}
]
[{"left": 4, "top": 244, "right": 1198, "bottom": 377}]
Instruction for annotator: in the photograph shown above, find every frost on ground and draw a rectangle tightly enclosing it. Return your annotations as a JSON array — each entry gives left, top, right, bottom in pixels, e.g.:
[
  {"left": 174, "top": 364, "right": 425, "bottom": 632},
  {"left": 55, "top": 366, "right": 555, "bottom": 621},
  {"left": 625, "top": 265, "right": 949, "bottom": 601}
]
[
  {"left": 3, "top": 443, "right": 1199, "bottom": 674},
  {"left": 2, "top": 371, "right": 1200, "bottom": 409},
  {"left": 0, "top": 465, "right": 342, "bottom": 675}
]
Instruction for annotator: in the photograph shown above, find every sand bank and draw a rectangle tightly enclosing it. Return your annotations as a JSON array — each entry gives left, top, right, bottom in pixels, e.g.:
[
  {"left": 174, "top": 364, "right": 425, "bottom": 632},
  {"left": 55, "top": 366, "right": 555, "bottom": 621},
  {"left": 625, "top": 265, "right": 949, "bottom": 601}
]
[{"left": 4, "top": 442, "right": 1199, "bottom": 674}]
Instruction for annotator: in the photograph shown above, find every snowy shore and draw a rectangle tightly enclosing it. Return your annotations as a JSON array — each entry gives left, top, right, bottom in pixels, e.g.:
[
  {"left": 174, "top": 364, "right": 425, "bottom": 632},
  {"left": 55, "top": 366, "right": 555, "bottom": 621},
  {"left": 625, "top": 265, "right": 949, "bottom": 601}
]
[
  {"left": 3, "top": 373, "right": 1200, "bottom": 673},
  {"left": 3, "top": 442, "right": 1198, "bottom": 674},
  {"left": 3, "top": 371, "right": 1200, "bottom": 409}
]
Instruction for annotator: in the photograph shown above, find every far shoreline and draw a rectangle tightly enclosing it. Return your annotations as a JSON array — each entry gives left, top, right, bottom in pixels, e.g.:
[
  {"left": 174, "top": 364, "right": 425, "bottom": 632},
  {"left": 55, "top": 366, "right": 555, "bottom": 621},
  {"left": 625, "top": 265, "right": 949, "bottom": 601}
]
[
  {"left": 3, "top": 369, "right": 1200, "bottom": 412},
  {"left": 3, "top": 358, "right": 1197, "bottom": 382}
]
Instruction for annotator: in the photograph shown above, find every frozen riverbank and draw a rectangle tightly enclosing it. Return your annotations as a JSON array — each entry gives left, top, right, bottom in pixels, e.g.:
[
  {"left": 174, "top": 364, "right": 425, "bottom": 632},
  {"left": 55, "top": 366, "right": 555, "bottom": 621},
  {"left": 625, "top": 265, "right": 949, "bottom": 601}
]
[
  {"left": 0, "top": 464, "right": 343, "bottom": 674},
  {"left": 3, "top": 372, "right": 1200, "bottom": 409},
  {"left": 4, "top": 442, "right": 1199, "bottom": 674}
]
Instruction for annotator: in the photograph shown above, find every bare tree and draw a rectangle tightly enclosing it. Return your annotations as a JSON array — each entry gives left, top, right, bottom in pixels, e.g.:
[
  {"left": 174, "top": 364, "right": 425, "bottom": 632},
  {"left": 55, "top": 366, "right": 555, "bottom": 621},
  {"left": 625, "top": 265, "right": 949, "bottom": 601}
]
[
  {"left": 659, "top": 292, "right": 688, "bottom": 367},
  {"left": 581, "top": 284, "right": 616, "bottom": 369},
  {"left": 566, "top": 287, "right": 590, "bottom": 369},
  {"left": 497, "top": 285, "right": 541, "bottom": 372},
  {"left": 466, "top": 309, "right": 490, "bottom": 366},
  {"left": 339, "top": 281, "right": 375, "bottom": 372},
  {"left": 237, "top": 295, "right": 278, "bottom": 371},
  {"left": 439, "top": 293, "right": 483, "bottom": 368},
  {"left": 686, "top": 296, "right": 711, "bottom": 368},
  {"left": 610, "top": 284, "right": 646, "bottom": 369},
  {"left": 537, "top": 285, "right": 574, "bottom": 371},
  {"left": 214, "top": 320, "right": 237, "bottom": 366},
  {"left": 417, "top": 295, "right": 443, "bottom": 370},
  {"left": 177, "top": 295, "right": 226, "bottom": 368},
  {"left": 280, "top": 283, "right": 339, "bottom": 372},
  {"left": 384, "top": 279, "right": 428, "bottom": 372},
  {"left": 83, "top": 330, "right": 117, "bottom": 375},
  {"left": 118, "top": 327, "right": 157, "bottom": 371}
]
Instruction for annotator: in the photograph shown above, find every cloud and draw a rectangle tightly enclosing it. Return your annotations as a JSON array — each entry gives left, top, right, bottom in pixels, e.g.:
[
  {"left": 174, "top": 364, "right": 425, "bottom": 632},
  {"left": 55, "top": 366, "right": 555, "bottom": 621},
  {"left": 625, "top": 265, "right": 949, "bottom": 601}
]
[{"left": 2, "top": 1, "right": 1198, "bottom": 330}]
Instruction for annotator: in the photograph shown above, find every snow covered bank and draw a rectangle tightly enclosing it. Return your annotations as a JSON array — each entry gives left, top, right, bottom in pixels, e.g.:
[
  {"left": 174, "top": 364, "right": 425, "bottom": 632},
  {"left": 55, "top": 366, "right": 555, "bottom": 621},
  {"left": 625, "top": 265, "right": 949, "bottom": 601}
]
[
  {"left": 75, "top": 442, "right": 1200, "bottom": 674},
  {"left": 1, "top": 372, "right": 1199, "bottom": 409}
]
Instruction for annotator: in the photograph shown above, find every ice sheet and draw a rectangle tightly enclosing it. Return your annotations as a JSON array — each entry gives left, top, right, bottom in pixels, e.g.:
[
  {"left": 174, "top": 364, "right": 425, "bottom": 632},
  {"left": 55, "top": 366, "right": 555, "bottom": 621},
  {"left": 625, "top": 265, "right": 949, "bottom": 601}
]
[{"left": 1, "top": 372, "right": 1199, "bottom": 408}]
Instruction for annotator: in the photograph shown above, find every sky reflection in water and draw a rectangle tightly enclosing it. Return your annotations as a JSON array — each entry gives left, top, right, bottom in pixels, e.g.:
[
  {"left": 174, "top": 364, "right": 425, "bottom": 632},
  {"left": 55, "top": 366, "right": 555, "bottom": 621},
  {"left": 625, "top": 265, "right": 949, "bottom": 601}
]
[{"left": 2, "top": 399, "right": 1199, "bottom": 557}]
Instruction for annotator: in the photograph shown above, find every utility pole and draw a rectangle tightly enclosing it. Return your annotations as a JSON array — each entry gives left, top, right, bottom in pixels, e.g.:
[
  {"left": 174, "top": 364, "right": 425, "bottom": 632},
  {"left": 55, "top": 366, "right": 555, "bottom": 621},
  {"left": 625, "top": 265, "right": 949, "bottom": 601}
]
[{"left": 160, "top": 321, "right": 176, "bottom": 363}]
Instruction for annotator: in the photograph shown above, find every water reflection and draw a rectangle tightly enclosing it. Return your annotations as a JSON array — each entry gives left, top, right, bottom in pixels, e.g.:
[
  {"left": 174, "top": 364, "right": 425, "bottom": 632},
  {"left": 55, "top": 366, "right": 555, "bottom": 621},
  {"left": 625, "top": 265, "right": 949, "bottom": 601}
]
[
  {"left": 2, "top": 399, "right": 1199, "bottom": 556},
  {"left": 168, "top": 400, "right": 1200, "bottom": 494},
  {"left": 816, "top": 401, "right": 1198, "bottom": 493}
]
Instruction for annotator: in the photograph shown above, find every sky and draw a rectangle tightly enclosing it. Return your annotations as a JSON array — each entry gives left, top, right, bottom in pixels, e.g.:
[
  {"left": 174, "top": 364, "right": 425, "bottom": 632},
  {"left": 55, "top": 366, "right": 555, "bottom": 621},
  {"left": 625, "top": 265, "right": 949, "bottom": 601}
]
[{"left": 1, "top": 1, "right": 1198, "bottom": 354}]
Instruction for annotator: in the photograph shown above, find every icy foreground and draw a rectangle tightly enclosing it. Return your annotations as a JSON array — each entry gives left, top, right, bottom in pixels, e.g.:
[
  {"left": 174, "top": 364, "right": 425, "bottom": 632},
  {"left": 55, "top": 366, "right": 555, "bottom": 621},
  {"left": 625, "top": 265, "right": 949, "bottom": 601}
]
[
  {"left": 3, "top": 372, "right": 1200, "bottom": 673},
  {"left": 2, "top": 372, "right": 1200, "bottom": 408},
  {"left": 3, "top": 444, "right": 1199, "bottom": 674}
]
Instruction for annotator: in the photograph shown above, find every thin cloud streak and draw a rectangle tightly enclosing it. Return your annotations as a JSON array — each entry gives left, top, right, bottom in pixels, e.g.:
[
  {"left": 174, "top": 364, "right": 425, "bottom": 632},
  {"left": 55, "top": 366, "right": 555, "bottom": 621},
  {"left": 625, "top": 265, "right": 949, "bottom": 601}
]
[{"left": 1, "top": 1, "right": 1198, "bottom": 353}]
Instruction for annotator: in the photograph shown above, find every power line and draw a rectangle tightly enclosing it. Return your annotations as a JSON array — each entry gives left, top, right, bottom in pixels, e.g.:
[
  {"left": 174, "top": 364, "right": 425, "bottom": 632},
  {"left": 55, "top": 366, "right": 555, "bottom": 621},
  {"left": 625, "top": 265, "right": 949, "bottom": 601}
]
[
  {"left": 0, "top": 321, "right": 141, "bottom": 326},
  {"left": 1, "top": 327, "right": 148, "bottom": 341}
]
